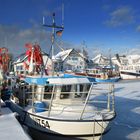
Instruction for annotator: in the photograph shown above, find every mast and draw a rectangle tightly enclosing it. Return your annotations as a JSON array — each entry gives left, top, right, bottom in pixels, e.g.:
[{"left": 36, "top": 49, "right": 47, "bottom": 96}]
[
  {"left": 43, "top": 13, "right": 64, "bottom": 76},
  {"left": 108, "top": 48, "right": 113, "bottom": 69}
]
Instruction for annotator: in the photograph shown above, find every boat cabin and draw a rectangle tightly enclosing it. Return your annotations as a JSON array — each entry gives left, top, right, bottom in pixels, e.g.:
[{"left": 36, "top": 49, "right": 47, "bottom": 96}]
[{"left": 33, "top": 78, "right": 91, "bottom": 104}]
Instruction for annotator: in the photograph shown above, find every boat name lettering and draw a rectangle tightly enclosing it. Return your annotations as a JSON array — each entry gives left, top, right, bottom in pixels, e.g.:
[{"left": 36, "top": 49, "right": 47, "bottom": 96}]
[{"left": 33, "top": 117, "right": 50, "bottom": 128}]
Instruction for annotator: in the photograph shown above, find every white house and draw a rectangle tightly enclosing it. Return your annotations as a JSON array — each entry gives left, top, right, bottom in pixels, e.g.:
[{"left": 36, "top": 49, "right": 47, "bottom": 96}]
[
  {"left": 92, "top": 54, "right": 109, "bottom": 66},
  {"left": 53, "top": 48, "right": 87, "bottom": 72}
]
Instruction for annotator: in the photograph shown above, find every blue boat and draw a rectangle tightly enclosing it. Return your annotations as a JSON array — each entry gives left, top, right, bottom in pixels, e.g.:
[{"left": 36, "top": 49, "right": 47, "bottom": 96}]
[
  {"left": 64, "top": 73, "right": 95, "bottom": 82},
  {"left": 95, "top": 76, "right": 120, "bottom": 83}
]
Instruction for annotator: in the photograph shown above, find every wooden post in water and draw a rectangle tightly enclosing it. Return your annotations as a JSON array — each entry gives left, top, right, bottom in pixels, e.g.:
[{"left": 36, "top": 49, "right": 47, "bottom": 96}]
[
  {"left": 111, "top": 84, "right": 115, "bottom": 112},
  {"left": 107, "top": 83, "right": 111, "bottom": 111}
]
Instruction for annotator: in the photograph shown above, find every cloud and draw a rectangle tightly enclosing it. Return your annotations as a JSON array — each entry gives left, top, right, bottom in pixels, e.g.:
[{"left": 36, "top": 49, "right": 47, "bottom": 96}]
[
  {"left": 127, "top": 48, "right": 140, "bottom": 55},
  {"left": 0, "top": 24, "right": 52, "bottom": 57},
  {"left": 0, "top": 24, "right": 75, "bottom": 59},
  {"left": 105, "top": 6, "right": 135, "bottom": 27}
]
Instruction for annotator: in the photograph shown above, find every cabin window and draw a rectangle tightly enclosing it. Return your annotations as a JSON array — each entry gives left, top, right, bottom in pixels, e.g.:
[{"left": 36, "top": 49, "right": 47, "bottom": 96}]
[
  {"left": 81, "top": 84, "right": 91, "bottom": 98},
  {"left": 16, "top": 66, "right": 23, "bottom": 70},
  {"left": 60, "top": 85, "right": 71, "bottom": 99},
  {"left": 44, "top": 86, "right": 53, "bottom": 99},
  {"left": 74, "top": 84, "right": 83, "bottom": 98},
  {"left": 73, "top": 84, "right": 91, "bottom": 98},
  {"left": 20, "top": 71, "right": 24, "bottom": 74}
]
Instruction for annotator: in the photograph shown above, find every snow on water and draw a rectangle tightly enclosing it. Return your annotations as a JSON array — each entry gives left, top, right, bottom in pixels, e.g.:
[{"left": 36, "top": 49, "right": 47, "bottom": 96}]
[
  {"left": 103, "top": 80, "right": 140, "bottom": 140},
  {"left": 115, "top": 80, "right": 140, "bottom": 99}
]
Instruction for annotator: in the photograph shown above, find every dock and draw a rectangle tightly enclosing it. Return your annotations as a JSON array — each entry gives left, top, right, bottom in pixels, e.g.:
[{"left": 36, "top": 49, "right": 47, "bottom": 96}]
[{"left": 0, "top": 100, "right": 32, "bottom": 140}]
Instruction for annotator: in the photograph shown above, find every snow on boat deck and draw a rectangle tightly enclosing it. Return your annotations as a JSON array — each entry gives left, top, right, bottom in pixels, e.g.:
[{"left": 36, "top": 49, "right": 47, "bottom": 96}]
[
  {"left": 103, "top": 79, "right": 140, "bottom": 140},
  {"left": 0, "top": 103, "right": 31, "bottom": 140}
]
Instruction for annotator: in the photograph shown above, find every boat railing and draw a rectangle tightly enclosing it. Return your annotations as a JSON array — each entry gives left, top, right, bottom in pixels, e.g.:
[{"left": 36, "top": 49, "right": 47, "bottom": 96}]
[
  {"left": 80, "top": 82, "right": 94, "bottom": 119},
  {"left": 17, "top": 82, "right": 115, "bottom": 120}
]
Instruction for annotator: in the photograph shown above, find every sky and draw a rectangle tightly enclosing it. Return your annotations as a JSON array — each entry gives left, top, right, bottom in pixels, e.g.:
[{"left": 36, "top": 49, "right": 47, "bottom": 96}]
[{"left": 0, "top": 0, "right": 140, "bottom": 58}]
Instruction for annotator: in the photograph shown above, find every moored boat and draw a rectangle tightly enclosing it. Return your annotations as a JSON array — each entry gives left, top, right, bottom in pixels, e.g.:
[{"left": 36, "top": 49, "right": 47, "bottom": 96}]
[
  {"left": 74, "top": 67, "right": 120, "bottom": 83},
  {"left": 6, "top": 12, "right": 116, "bottom": 140},
  {"left": 120, "top": 68, "right": 140, "bottom": 80},
  {"left": 95, "top": 76, "right": 120, "bottom": 83},
  {"left": 9, "top": 75, "right": 116, "bottom": 139},
  {"left": 118, "top": 55, "right": 140, "bottom": 80}
]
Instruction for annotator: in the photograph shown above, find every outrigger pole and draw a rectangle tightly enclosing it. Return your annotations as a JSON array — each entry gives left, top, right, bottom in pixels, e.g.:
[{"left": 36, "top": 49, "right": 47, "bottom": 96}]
[{"left": 43, "top": 13, "right": 64, "bottom": 76}]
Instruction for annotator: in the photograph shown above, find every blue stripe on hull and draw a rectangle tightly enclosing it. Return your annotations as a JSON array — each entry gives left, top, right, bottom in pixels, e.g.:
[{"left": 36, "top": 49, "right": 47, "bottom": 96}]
[{"left": 95, "top": 77, "right": 120, "bottom": 83}]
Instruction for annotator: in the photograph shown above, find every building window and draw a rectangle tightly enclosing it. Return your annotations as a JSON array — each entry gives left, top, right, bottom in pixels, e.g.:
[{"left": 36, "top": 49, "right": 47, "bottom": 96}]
[{"left": 72, "top": 57, "right": 78, "bottom": 61}]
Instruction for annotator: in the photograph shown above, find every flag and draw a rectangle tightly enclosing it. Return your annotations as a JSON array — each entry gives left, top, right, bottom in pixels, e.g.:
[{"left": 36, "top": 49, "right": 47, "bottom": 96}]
[{"left": 56, "top": 30, "right": 63, "bottom": 36}]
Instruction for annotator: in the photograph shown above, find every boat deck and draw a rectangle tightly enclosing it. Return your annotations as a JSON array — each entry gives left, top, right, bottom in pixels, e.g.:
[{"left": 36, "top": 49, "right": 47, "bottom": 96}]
[{"left": 27, "top": 105, "right": 115, "bottom": 121}]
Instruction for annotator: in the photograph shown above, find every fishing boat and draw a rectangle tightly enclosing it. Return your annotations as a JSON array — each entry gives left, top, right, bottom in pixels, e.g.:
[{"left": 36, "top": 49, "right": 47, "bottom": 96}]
[
  {"left": 74, "top": 67, "right": 120, "bottom": 83},
  {"left": 7, "top": 13, "right": 115, "bottom": 139},
  {"left": 8, "top": 75, "right": 116, "bottom": 139},
  {"left": 116, "top": 54, "right": 140, "bottom": 80},
  {"left": 120, "top": 64, "right": 140, "bottom": 80},
  {"left": 95, "top": 76, "right": 120, "bottom": 83},
  {"left": 93, "top": 67, "right": 120, "bottom": 83},
  {"left": 0, "top": 66, "right": 31, "bottom": 140}
]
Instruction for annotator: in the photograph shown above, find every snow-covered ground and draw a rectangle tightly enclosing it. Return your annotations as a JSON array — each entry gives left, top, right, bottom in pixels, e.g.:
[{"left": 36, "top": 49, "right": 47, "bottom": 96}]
[{"left": 103, "top": 80, "right": 140, "bottom": 140}]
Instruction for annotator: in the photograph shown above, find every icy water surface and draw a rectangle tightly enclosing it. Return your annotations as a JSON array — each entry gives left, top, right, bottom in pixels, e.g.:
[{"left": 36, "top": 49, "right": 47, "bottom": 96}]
[{"left": 103, "top": 79, "right": 140, "bottom": 140}]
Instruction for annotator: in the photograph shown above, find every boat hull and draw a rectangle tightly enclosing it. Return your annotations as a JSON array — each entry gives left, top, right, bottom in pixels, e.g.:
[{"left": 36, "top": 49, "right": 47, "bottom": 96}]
[
  {"left": 9, "top": 101, "right": 113, "bottom": 137},
  {"left": 64, "top": 73, "right": 95, "bottom": 82},
  {"left": 28, "top": 125, "right": 102, "bottom": 140},
  {"left": 120, "top": 71, "right": 140, "bottom": 80},
  {"left": 95, "top": 77, "right": 120, "bottom": 83}
]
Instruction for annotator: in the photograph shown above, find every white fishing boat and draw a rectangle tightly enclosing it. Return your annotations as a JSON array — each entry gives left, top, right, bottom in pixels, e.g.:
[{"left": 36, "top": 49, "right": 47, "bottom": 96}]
[
  {"left": 120, "top": 69, "right": 140, "bottom": 79},
  {"left": 7, "top": 13, "right": 115, "bottom": 140},
  {"left": 119, "top": 55, "right": 140, "bottom": 79},
  {"left": 9, "top": 75, "right": 116, "bottom": 139}
]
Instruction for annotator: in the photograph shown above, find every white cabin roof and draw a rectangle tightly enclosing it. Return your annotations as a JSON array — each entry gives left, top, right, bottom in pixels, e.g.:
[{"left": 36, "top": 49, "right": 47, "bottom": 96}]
[
  {"left": 47, "top": 77, "right": 90, "bottom": 85},
  {"left": 92, "top": 54, "right": 108, "bottom": 64},
  {"left": 53, "top": 49, "right": 73, "bottom": 61}
]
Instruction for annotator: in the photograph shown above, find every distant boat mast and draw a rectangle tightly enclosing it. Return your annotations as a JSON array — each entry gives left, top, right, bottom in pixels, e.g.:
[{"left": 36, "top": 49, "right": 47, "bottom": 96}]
[{"left": 43, "top": 12, "right": 64, "bottom": 75}]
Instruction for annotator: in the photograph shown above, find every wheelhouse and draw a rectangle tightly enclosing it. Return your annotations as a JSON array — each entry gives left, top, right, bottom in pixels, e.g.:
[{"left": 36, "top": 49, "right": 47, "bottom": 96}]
[{"left": 30, "top": 77, "right": 92, "bottom": 105}]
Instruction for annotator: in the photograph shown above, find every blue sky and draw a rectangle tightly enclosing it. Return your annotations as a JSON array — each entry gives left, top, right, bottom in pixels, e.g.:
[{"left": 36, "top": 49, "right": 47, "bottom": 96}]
[{"left": 0, "top": 0, "right": 140, "bottom": 57}]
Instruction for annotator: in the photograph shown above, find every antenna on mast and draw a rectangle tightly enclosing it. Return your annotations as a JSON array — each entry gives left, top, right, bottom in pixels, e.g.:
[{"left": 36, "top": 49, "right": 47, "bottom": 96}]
[
  {"left": 62, "top": 3, "right": 64, "bottom": 28},
  {"left": 43, "top": 12, "right": 64, "bottom": 76}
]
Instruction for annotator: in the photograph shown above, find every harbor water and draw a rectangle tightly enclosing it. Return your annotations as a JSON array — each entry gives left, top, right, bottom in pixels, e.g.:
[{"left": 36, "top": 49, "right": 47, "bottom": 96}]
[{"left": 103, "top": 79, "right": 140, "bottom": 140}]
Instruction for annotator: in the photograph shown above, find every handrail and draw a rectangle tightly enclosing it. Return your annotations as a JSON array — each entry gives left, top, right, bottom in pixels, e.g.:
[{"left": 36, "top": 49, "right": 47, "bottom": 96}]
[
  {"left": 27, "top": 103, "right": 115, "bottom": 114},
  {"left": 80, "top": 82, "right": 94, "bottom": 120},
  {"left": 17, "top": 82, "right": 115, "bottom": 119},
  {"left": 48, "top": 85, "right": 55, "bottom": 117}
]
